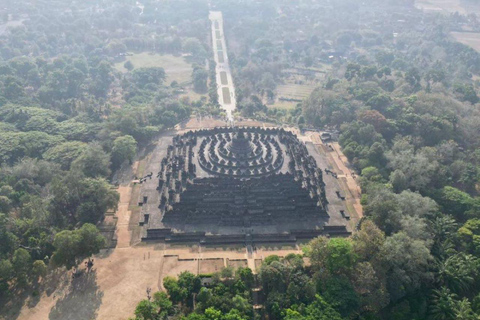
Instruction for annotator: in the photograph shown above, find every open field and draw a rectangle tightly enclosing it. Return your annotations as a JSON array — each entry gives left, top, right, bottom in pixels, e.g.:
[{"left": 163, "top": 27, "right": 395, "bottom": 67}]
[
  {"left": 269, "top": 64, "right": 328, "bottom": 110},
  {"left": 415, "top": 0, "right": 480, "bottom": 14},
  {"left": 0, "top": 18, "right": 24, "bottom": 36},
  {"left": 415, "top": 0, "right": 465, "bottom": 13},
  {"left": 114, "top": 52, "right": 206, "bottom": 101},
  {"left": 451, "top": 32, "right": 480, "bottom": 52},
  {"left": 115, "top": 53, "right": 193, "bottom": 85},
  {"left": 271, "top": 83, "right": 317, "bottom": 110}
]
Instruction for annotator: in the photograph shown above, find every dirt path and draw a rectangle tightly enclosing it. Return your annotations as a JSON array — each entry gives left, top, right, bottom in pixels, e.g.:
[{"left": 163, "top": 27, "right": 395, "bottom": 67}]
[
  {"left": 310, "top": 133, "right": 363, "bottom": 221},
  {"left": 329, "top": 141, "right": 363, "bottom": 219},
  {"left": 115, "top": 186, "right": 134, "bottom": 248}
]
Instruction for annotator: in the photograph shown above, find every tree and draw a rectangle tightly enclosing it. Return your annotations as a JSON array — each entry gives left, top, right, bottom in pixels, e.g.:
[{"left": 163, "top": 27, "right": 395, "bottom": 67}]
[
  {"left": 71, "top": 142, "right": 111, "bottom": 178},
  {"left": 405, "top": 67, "right": 421, "bottom": 91},
  {"left": 263, "top": 255, "right": 280, "bottom": 265},
  {"left": 131, "top": 67, "right": 166, "bottom": 89},
  {"left": 178, "top": 271, "right": 201, "bottom": 307},
  {"left": 43, "top": 141, "right": 87, "bottom": 170},
  {"left": 325, "top": 238, "right": 356, "bottom": 275},
  {"left": 380, "top": 232, "right": 433, "bottom": 302},
  {"left": 390, "top": 169, "right": 408, "bottom": 193},
  {"left": 197, "top": 287, "right": 212, "bottom": 305},
  {"left": 321, "top": 276, "right": 359, "bottom": 317},
  {"left": 236, "top": 267, "right": 254, "bottom": 289},
  {"left": 32, "top": 260, "right": 47, "bottom": 280},
  {"left": 438, "top": 186, "right": 474, "bottom": 219},
  {"left": 111, "top": 135, "right": 137, "bottom": 169},
  {"left": 183, "top": 38, "right": 207, "bottom": 60},
  {"left": 193, "top": 68, "right": 208, "bottom": 93},
  {"left": 204, "top": 307, "right": 222, "bottom": 320},
  {"left": 453, "top": 83, "right": 479, "bottom": 104},
  {"left": 352, "top": 220, "right": 385, "bottom": 261},
  {"left": 123, "top": 60, "right": 134, "bottom": 71},
  {"left": 430, "top": 287, "right": 458, "bottom": 320},
  {"left": 220, "top": 266, "right": 234, "bottom": 279},
  {"left": 437, "top": 253, "right": 478, "bottom": 293},
  {"left": 3, "top": 76, "right": 25, "bottom": 100},
  {"left": 455, "top": 298, "right": 476, "bottom": 320},
  {"left": 358, "top": 110, "right": 388, "bottom": 134},
  {"left": 153, "top": 291, "right": 172, "bottom": 314},
  {"left": 352, "top": 262, "right": 389, "bottom": 313},
  {"left": 134, "top": 300, "right": 158, "bottom": 320},
  {"left": 163, "top": 276, "right": 187, "bottom": 305},
  {"left": 49, "top": 172, "right": 119, "bottom": 225},
  {"left": 51, "top": 223, "right": 105, "bottom": 268},
  {"left": 458, "top": 219, "right": 480, "bottom": 255},
  {"left": 12, "top": 248, "right": 32, "bottom": 286},
  {"left": 305, "top": 295, "right": 343, "bottom": 320},
  {"left": 0, "top": 259, "right": 13, "bottom": 293}
]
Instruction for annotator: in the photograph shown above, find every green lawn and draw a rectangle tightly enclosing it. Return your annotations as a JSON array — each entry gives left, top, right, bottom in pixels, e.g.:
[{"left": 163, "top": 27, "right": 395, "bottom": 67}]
[{"left": 115, "top": 53, "right": 193, "bottom": 85}]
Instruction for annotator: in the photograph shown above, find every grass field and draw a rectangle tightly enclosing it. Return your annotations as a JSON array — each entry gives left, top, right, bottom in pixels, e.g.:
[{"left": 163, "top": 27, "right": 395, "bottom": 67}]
[
  {"left": 451, "top": 32, "right": 480, "bottom": 52},
  {"left": 415, "top": 0, "right": 480, "bottom": 14},
  {"left": 271, "top": 83, "right": 317, "bottom": 110},
  {"left": 268, "top": 63, "right": 328, "bottom": 110},
  {"left": 115, "top": 53, "right": 193, "bottom": 85},
  {"left": 114, "top": 52, "right": 206, "bottom": 101},
  {"left": 222, "top": 87, "right": 232, "bottom": 104},
  {"left": 220, "top": 71, "right": 228, "bottom": 85}
]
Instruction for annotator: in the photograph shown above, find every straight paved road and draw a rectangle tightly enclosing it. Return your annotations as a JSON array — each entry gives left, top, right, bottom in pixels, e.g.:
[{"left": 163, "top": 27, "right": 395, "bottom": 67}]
[{"left": 209, "top": 11, "right": 236, "bottom": 122}]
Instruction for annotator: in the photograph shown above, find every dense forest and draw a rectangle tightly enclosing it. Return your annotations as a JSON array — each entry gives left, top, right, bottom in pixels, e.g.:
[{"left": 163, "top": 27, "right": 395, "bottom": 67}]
[
  {"left": 1, "top": 0, "right": 480, "bottom": 319},
  {"left": 0, "top": 0, "right": 206, "bottom": 301}
]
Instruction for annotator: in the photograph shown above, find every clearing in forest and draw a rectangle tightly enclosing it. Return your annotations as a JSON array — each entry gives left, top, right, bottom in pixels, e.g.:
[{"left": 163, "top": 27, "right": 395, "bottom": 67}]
[
  {"left": 272, "top": 83, "right": 317, "bottom": 110},
  {"left": 451, "top": 32, "right": 480, "bottom": 53},
  {"left": 415, "top": 0, "right": 466, "bottom": 13},
  {"left": 415, "top": 0, "right": 480, "bottom": 14},
  {"left": 270, "top": 65, "right": 329, "bottom": 110},
  {"left": 115, "top": 53, "right": 193, "bottom": 85}
]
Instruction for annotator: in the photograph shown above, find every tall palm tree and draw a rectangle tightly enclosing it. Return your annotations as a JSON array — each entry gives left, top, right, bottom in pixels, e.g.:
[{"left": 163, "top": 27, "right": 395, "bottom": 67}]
[
  {"left": 454, "top": 298, "right": 476, "bottom": 320},
  {"left": 436, "top": 253, "right": 478, "bottom": 293},
  {"left": 430, "top": 287, "right": 458, "bottom": 320}
]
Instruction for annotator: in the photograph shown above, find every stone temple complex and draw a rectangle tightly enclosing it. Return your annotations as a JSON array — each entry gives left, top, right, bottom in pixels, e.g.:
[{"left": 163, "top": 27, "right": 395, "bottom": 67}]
[{"left": 139, "top": 127, "right": 350, "bottom": 244}]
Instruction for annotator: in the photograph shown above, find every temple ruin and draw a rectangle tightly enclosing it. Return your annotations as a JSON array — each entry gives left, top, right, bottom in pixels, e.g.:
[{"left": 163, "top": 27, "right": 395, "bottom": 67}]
[{"left": 139, "top": 127, "right": 350, "bottom": 244}]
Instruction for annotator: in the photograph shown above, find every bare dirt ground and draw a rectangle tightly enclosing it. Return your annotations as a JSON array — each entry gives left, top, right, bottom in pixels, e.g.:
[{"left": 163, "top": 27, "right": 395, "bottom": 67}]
[
  {"left": 310, "top": 133, "right": 363, "bottom": 225},
  {"left": 13, "top": 121, "right": 363, "bottom": 320}
]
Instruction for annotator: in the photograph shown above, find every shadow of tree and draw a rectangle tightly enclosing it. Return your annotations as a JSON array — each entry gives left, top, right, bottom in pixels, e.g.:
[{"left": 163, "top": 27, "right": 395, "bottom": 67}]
[
  {"left": 95, "top": 248, "right": 115, "bottom": 259},
  {"left": 0, "top": 267, "right": 68, "bottom": 319},
  {"left": 49, "top": 270, "right": 103, "bottom": 320}
]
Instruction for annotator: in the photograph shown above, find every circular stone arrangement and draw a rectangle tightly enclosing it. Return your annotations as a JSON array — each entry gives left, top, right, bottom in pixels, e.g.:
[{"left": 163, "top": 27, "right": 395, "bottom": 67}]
[{"left": 198, "top": 129, "right": 284, "bottom": 178}]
